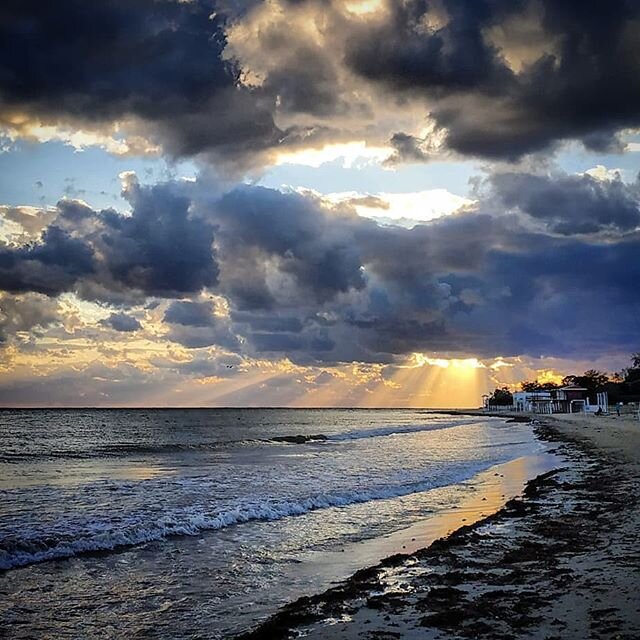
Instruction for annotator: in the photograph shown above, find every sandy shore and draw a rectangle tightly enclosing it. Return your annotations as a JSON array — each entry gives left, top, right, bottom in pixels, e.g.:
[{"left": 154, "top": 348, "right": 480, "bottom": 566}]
[{"left": 236, "top": 414, "right": 640, "bottom": 639}]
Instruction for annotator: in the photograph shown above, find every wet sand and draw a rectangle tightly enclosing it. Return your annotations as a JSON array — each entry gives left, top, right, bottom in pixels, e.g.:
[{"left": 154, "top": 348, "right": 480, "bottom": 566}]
[{"left": 236, "top": 414, "right": 640, "bottom": 639}]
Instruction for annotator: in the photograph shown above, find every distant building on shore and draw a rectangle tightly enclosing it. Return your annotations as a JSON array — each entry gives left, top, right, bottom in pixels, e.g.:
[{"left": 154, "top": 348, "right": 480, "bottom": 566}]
[
  {"left": 512, "top": 390, "right": 554, "bottom": 414},
  {"left": 488, "top": 385, "right": 608, "bottom": 414}
]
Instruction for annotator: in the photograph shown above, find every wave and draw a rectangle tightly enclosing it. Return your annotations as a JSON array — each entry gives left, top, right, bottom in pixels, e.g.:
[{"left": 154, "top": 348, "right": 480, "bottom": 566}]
[
  {"left": 326, "top": 418, "right": 481, "bottom": 442},
  {"left": 0, "top": 441, "right": 242, "bottom": 462},
  {"left": 1, "top": 417, "right": 489, "bottom": 462},
  {"left": 0, "top": 463, "right": 487, "bottom": 571},
  {"left": 267, "top": 418, "right": 486, "bottom": 446}
]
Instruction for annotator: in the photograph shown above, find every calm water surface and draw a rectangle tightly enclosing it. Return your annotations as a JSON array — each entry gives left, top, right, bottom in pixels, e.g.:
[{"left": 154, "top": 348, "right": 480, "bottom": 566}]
[{"left": 0, "top": 408, "right": 553, "bottom": 637}]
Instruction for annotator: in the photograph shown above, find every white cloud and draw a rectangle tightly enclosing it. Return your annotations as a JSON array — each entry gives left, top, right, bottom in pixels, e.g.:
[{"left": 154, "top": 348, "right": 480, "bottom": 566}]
[
  {"left": 0, "top": 116, "right": 160, "bottom": 156},
  {"left": 325, "top": 188, "right": 475, "bottom": 227},
  {"left": 583, "top": 165, "right": 623, "bottom": 181},
  {"left": 274, "top": 141, "right": 391, "bottom": 168}
]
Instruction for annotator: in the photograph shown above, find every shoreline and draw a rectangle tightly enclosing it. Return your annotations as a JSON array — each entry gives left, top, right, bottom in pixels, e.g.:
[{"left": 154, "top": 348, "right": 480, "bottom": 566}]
[
  {"left": 236, "top": 414, "right": 640, "bottom": 639},
  {"left": 291, "top": 452, "right": 560, "bottom": 598}
]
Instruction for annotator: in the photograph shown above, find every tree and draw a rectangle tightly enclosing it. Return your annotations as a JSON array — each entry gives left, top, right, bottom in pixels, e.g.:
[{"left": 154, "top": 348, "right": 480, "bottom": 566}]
[
  {"left": 488, "top": 387, "right": 513, "bottom": 406},
  {"left": 580, "top": 369, "right": 609, "bottom": 391},
  {"left": 623, "top": 353, "right": 640, "bottom": 385},
  {"left": 520, "top": 380, "right": 560, "bottom": 392},
  {"left": 611, "top": 371, "right": 624, "bottom": 384},
  {"left": 565, "top": 370, "right": 609, "bottom": 399}
]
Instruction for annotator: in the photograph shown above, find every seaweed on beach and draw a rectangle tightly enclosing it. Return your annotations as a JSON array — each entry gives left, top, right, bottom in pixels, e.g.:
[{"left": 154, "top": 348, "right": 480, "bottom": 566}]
[{"left": 235, "top": 418, "right": 640, "bottom": 640}]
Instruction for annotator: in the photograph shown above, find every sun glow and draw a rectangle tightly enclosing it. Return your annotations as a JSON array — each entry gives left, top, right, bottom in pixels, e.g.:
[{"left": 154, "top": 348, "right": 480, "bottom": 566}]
[
  {"left": 412, "top": 354, "right": 486, "bottom": 370},
  {"left": 274, "top": 141, "right": 391, "bottom": 168},
  {"left": 343, "top": 0, "right": 386, "bottom": 16}
]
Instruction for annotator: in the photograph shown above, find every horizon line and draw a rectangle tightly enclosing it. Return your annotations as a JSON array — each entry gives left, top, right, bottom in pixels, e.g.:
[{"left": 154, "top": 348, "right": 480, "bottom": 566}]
[{"left": 0, "top": 405, "right": 477, "bottom": 411}]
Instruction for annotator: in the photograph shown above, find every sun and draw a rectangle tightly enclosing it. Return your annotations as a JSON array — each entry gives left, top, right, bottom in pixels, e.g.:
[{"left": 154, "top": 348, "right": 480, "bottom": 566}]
[{"left": 412, "top": 354, "right": 485, "bottom": 370}]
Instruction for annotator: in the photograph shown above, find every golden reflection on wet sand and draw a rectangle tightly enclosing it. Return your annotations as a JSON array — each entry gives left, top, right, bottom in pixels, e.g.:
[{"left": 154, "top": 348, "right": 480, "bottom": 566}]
[{"left": 300, "top": 454, "right": 557, "bottom": 582}]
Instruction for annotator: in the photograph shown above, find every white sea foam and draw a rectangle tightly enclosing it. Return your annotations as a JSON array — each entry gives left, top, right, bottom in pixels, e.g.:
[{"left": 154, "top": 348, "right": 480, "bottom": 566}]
[
  {"left": 327, "top": 418, "right": 481, "bottom": 442},
  {"left": 0, "top": 462, "right": 487, "bottom": 571}
]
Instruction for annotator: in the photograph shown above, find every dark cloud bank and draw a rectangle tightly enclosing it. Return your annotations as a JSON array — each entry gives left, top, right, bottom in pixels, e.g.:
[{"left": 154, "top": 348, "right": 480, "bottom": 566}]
[
  {"left": 344, "top": 0, "right": 640, "bottom": 158},
  {"left": 1, "top": 172, "right": 639, "bottom": 361},
  {"left": 0, "top": 0, "right": 283, "bottom": 170},
  {"left": 1, "top": 1, "right": 639, "bottom": 163},
  {"left": 1, "top": 0, "right": 639, "bottom": 366}
]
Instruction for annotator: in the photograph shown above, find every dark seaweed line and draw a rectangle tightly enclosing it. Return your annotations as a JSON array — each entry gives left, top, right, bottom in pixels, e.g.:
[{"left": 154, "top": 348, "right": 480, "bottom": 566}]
[{"left": 233, "top": 419, "right": 576, "bottom": 639}]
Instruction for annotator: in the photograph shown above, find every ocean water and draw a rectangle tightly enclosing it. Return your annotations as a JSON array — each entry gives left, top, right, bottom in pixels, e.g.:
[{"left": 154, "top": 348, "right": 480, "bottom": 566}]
[{"left": 0, "top": 409, "right": 552, "bottom": 637}]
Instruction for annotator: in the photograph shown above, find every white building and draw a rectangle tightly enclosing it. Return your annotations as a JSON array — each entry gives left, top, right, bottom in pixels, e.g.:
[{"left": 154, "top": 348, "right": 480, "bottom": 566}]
[
  {"left": 512, "top": 386, "right": 608, "bottom": 414},
  {"left": 512, "top": 391, "right": 553, "bottom": 414}
]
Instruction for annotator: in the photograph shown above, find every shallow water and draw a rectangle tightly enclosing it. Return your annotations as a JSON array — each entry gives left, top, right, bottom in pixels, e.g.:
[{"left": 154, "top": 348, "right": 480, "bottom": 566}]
[{"left": 0, "top": 408, "right": 555, "bottom": 637}]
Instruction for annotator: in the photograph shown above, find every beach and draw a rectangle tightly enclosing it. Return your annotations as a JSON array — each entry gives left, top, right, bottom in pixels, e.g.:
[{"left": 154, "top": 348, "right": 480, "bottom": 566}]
[
  {"left": 239, "top": 413, "right": 640, "bottom": 639},
  {"left": 0, "top": 409, "right": 556, "bottom": 638}
]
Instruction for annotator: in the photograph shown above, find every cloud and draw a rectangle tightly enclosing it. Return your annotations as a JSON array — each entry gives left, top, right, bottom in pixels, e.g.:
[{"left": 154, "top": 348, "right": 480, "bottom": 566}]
[
  {"left": 487, "top": 171, "right": 640, "bottom": 234},
  {"left": 175, "top": 354, "right": 243, "bottom": 379},
  {"left": 164, "top": 300, "right": 218, "bottom": 327},
  {"left": 0, "top": 206, "right": 57, "bottom": 241},
  {"left": 2, "top": 0, "right": 638, "bottom": 169},
  {"left": 0, "top": 293, "right": 61, "bottom": 345},
  {"left": 0, "top": 0, "right": 282, "bottom": 172},
  {"left": 385, "top": 132, "right": 433, "bottom": 164},
  {"left": 163, "top": 299, "right": 240, "bottom": 349},
  {"left": 0, "top": 176, "right": 219, "bottom": 299},
  {"left": 342, "top": 0, "right": 640, "bottom": 159},
  {"left": 103, "top": 312, "right": 141, "bottom": 333},
  {"left": 1, "top": 168, "right": 640, "bottom": 364},
  {"left": 214, "top": 185, "right": 367, "bottom": 305},
  {"left": 324, "top": 188, "right": 474, "bottom": 228},
  {"left": 0, "top": 224, "right": 95, "bottom": 295},
  {"left": 0, "top": 361, "right": 173, "bottom": 407}
]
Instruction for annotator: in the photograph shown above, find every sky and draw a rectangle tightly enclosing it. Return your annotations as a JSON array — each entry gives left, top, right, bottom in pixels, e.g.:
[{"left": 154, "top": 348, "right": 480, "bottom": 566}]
[{"left": 0, "top": 0, "right": 639, "bottom": 408}]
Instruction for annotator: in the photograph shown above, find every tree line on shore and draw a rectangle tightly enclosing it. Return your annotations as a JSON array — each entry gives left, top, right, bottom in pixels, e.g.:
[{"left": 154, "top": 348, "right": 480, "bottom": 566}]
[{"left": 488, "top": 353, "right": 640, "bottom": 406}]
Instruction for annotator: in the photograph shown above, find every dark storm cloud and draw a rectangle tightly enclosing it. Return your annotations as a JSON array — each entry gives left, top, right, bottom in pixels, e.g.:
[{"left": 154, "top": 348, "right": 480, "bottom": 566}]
[
  {"left": 215, "top": 186, "right": 366, "bottom": 303},
  {"left": 164, "top": 323, "right": 241, "bottom": 350},
  {"left": 0, "top": 179, "right": 218, "bottom": 298},
  {"left": 2, "top": 0, "right": 638, "bottom": 165},
  {"left": 0, "top": 1, "right": 230, "bottom": 119},
  {"left": 164, "top": 301, "right": 217, "bottom": 327},
  {"left": 489, "top": 172, "right": 640, "bottom": 234},
  {"left": 251, "top": 332, "right": 306, "bottom": 352},
  {"left": 103, "top": 312, "right": 142, "bottom": 333},
  {"left": 385, "top": 133, "right": 431, "bottom": 164},
  {"left": 232, "top": 312, "right": 304, "bottom": 333},
  {"left": 163, "top": 300, "right": 240, "bottom": 349},
  {"left": 0, "top": 0, "right": 281, "bottom": 168},
  {"left": 67, "top": 179, "right": 219, "bottom": 297},
  {"left": 346, "top": 0, "right": 513, "bottom": 95},
  {"left": 345, "top": 0, "right": 640, "bottom": 159},
  {"left": 0, "top": 225, "right": 95, "bottom": 295},
  {"left": 261, "top": 46, "right": 345, "bottom": 117},
  {"left": 448, "top": 234, "right": 640, "bottom": 356},
  {"left": 2, "top": 171, "right": 640, "bottom": 360}
]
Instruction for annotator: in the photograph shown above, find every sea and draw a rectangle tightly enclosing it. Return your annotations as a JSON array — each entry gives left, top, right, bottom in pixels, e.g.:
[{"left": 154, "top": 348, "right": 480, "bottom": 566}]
[{"left": 0, "top": 409, "right": 558, "bottom": 638}]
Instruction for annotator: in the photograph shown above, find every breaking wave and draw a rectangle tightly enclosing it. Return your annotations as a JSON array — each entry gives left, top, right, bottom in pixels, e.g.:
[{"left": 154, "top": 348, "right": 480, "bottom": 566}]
[
  {"left": 0, "top": 463, "right": 486, "bottom": 571},
  {"left": 1, "top": 417, "right": 487, "bottom": 462},
  {"left": 326, "top": 418, "right": 482, "bottom": 442}
]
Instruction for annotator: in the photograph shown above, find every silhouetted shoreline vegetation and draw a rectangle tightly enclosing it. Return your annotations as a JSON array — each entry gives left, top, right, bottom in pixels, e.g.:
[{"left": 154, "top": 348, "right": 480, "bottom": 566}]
[{"left": 488, "top": 353, "right": 640, "bottom": 406}]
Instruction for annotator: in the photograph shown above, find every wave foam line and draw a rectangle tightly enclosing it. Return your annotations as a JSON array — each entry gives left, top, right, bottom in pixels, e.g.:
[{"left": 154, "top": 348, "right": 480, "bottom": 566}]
[
  {"left": 327, "top": 418, "right": 481, "bottom": 441},
  {"left": 2, "top": 418, "right": 488, "bottom": 462},
  {"left": 0, "top": 464, "right": 486, "bottom": 571}
]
